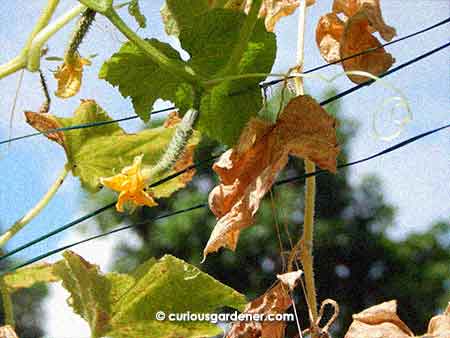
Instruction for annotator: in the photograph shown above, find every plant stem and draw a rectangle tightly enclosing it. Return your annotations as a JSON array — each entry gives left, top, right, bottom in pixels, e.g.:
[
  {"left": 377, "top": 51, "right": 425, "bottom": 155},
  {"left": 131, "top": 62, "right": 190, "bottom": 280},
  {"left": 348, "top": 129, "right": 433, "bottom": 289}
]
[
  {"left": 0, "top": 165, "right": 70, "bottom": 248},
  {"left": 0, "top": 277, "right": 14, "bottom": 327},
  {"left": 103, "top": 8, "right": 203, "bottom": 87},
  {"left": 28, "top": 4, "right": 86, "bottom": 71},
  {"left": 25, "top": 0, "right": 61, "bottom": 49},
  {"left": 293, "top": 1, "right": 319, "bottom": 336},
  {"left": 0, "top": 0, "right": 60, "bottom": 80},
  {"left": 222, "top": 0, "right": 262, "bottom": 76}
]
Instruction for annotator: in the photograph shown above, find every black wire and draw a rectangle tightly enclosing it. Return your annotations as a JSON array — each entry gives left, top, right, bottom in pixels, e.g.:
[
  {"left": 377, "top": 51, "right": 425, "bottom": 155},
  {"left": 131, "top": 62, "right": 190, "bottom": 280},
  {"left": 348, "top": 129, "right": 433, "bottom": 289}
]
[
  {"left": 4, "top": 122, "right": 449, "bottom": 274},
  {"left": 1, "top": 40, "right": 448, "bottom": 266},
  {"left": 1, "top": 17, "right": 448, "bottom": 146}
]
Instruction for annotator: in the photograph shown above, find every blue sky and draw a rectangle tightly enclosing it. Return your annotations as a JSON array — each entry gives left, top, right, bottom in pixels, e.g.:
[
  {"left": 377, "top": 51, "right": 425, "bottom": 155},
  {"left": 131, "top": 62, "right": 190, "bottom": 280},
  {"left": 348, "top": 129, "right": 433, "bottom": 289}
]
[{"left": 0, "top": 1, "right": 449, "bottom": 335}]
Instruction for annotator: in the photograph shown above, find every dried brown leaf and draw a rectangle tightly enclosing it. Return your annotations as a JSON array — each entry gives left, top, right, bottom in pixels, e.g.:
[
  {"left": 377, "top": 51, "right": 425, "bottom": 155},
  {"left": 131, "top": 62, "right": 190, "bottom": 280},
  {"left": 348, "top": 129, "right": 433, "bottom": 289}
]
[
  {"left": 54, "top": 54, "right": 91, "bottom": 98},
  {"left": 204, "top": 95, "right": 339, "bottom": 258},
  {"left": 340, "top": 11, "right": 395, "bottom": 84},
  {"left": 426, "top": 303, "right": 450, "bottom": 338},
  {"left": 0, "top": 325, "right": 19, "bottom": 338},
  {"left": 316, "top": 0, "right": 396, "bottom": 83},
  {"left": 316, "top": 13, "right": 345, "bottom": 63},
  {"left": 24, "top": 111, "right": 67, "bottom": 150},
  {"left": 333, "top": 0, "right": 396, "bottom": 41},
  {"left": 344, "top": 300, "right": 414, "bottom": 338},
  {"left": 226, "top": 282, "right": 292, "bottom": 338}
]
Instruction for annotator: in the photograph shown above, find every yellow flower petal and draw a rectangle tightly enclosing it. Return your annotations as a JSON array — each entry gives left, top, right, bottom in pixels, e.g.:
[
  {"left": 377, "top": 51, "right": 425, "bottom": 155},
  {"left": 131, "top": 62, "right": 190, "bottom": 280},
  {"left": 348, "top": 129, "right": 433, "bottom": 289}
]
[
  {"left": 100, "top": 155, "right": 158, "bottom": 212},
  {"left": 54, "top": 54, "right": 91, "bottom": 99}
]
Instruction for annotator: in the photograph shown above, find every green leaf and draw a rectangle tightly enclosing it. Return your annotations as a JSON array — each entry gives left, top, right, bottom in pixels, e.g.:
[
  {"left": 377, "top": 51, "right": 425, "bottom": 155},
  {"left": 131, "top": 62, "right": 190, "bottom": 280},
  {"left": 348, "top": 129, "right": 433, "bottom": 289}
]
[
  {"left": 56, "top": 252, "right": 246, "bottom": 338},
  {"left": 101, "top": 8, "right": 276, "bottom": 145},
  {"left": 26, "top": 100, "right": 200, "bottom": 194},
  {"left": 109, "top": 255, "right": 247, "bottom": 338},
  {"left": 3, "top": 263, "right": 60, "bottom": 291},
  {"left": 53, "top": 251, "right": 112, "bottom": 337},
  {"left": 128, "top": 0, "right": 147, "bottom": 28},
  {"left": 99, "top": 39, "right": 186, "bottom": 121}
]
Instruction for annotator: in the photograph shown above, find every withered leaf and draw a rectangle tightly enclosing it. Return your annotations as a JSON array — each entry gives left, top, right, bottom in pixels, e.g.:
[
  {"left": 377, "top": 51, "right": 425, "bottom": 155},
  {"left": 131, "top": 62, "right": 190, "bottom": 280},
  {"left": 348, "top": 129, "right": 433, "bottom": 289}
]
[
  {"left": 316, "top": 0, "right": 396, "bottom": 84},
  {"left": 204, "top": 95, "right": 339, "bottom": 258},
  {"left": 340, "top": 11, "right": 395, "bottom": 84},
  {"left": 344, "top": 300, "right": 414, "bottom": 338},
  {"left": 24, "top": 111, "right": 67, "bottom": 150},
  {"left": 54, "top": 54, "right": 91, "bottom": 98},
  {"left": 0, "top": 326, "right": 19, "bottom": 338},
  {"left": 226, "top": 282, "right": 292, "bottom": 338},
  {"left": 315, "top": 13, "right": 345, "bottom": 63},
  {"left": 426, "top": 303, "right": 450, "bottom": 338},
  {"left": 332, "top": 0, "right": 396, "bottom": 41}
]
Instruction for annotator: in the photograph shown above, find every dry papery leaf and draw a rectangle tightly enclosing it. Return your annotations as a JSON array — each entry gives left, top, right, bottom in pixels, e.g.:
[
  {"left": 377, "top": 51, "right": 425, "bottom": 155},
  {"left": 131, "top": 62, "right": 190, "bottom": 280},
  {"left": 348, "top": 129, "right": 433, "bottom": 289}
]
[
  {"left": 333, "top": 0, "right": 396, "bottom": 41},
  {"left": 0, "top": 325, "right": 19, "bottom": 338},
  {"left": 316, "top": 0, "right": 396, "bottom": 84},
  {"left": 226, "top": 282, "right": 292, "bottom": 338},
  {"left": 344, "top": 300, "right": 414, "bottom": 338},
  {"left": 426, "top": 303, "right": 450, "bottom": 338},
  {"left": 203, "top": 95, "right": 339, "bottom": 259}
]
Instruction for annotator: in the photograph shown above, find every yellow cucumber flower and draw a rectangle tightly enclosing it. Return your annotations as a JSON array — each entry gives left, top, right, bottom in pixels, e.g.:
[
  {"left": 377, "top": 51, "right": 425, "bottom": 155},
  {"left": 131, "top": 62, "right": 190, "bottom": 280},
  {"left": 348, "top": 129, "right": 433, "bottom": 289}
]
[
  {"left": 54, "top": 53, "right": 91, "bottom": 98},
  {"left": 100, "top": 155, "right": 157, "bottom": 212}
]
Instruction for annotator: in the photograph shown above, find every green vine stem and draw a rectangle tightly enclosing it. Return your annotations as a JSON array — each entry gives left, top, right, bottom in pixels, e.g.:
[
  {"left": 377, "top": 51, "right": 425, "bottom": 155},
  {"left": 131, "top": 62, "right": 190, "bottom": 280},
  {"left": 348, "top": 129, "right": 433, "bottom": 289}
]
[
  {"left": 0, "top": 0, "right": 60, "bottom": 80},
  {"left": 27, "top": 4, "right": 86, "bottom": 71},
  {"left": 222, "top": 0, "right": 262, "bottom": 76},
  {"left": 0, "top": 276, "right": 14, "bottom": 327},
  {"left": 0, "top": 164, "right": 70, "bottom": 248},
  {"left": 292, "top": 1, "right": 319, "bottom": 337}
]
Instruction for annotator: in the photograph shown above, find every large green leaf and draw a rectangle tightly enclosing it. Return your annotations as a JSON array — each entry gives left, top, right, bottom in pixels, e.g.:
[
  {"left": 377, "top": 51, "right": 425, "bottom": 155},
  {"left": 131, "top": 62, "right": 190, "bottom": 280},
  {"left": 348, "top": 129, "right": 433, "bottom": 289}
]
[
  {"left": 26, "top": 100, "right": 200, "bottom": 193},
  {"left": 100, "top": 8, "right": 276, "bottom": 145},
  {"left": 55, "top": 251, "right": 246, "bottom": 338},
  {"left": 99, "top": 39, "right": 185, "bottom": 121}
]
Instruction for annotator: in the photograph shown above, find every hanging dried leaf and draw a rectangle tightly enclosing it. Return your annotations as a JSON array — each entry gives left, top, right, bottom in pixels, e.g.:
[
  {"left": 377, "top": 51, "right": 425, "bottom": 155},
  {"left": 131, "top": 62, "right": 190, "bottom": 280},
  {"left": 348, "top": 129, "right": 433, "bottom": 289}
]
[
  {"left": 340, "top": 11, "right": 394, "bottom": 84},
  {"left": 204, "top": 95, "right": 339, "bottom": 258},
  {"left": 426, "top": 303, "right": 450, "bottom": 337},
  {"left": 226, "top": 282, "right": 292, "bottom": 338},
  {"left": 54, "top": 54, "right": 91, "bottom": 98},
  {"left": 315, "top": 0, "right": 396, "bottom": 84},
  {"left": 344, "top": 300, "right": 414, "bottom": 338},
  {"left": 332, "top": 0, "right": 396, "bottom": 41},
  {"left": 315, "top": 13, "right": 345, "bottom": 63},
  {"left": 0, "top": 326, "right": 19, "bottom": 338}
]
